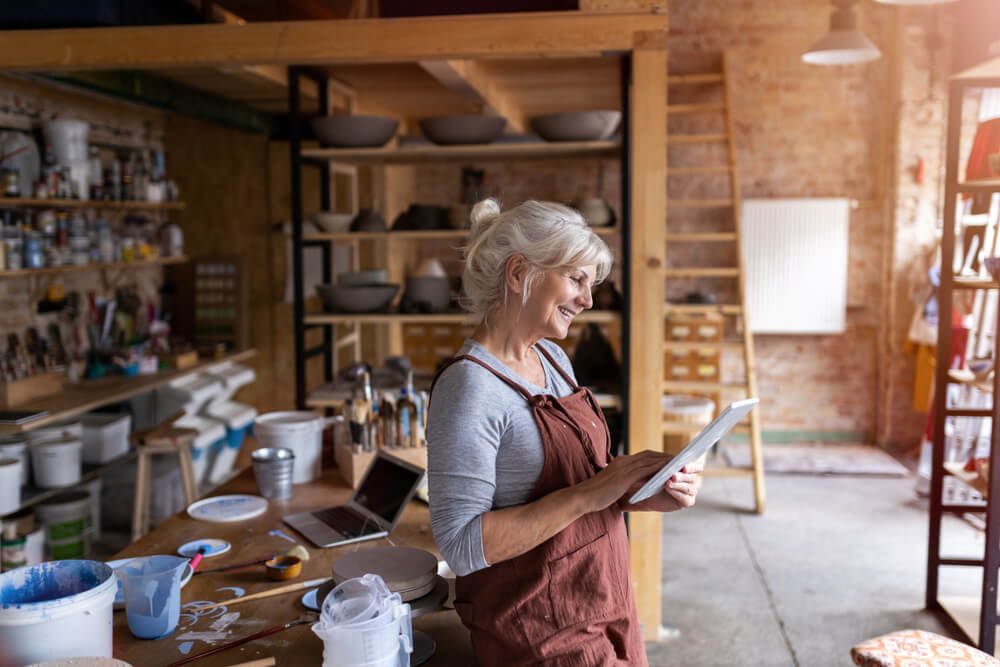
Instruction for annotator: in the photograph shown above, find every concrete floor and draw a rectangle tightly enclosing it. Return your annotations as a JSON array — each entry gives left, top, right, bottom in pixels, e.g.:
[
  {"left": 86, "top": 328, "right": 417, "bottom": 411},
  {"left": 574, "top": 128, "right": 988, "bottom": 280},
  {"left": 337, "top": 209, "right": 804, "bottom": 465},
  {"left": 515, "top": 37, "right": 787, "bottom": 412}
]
[{"left": 644, "top": 471, "right": 987, "bottom": 667}]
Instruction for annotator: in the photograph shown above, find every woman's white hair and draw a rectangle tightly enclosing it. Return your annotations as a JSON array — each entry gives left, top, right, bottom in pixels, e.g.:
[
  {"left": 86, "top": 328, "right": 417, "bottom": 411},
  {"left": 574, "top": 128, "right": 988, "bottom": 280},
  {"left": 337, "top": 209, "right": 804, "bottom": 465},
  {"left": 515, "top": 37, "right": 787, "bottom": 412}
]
[{"left": 460, "top": 198, "right": 613, "bottom": 324}]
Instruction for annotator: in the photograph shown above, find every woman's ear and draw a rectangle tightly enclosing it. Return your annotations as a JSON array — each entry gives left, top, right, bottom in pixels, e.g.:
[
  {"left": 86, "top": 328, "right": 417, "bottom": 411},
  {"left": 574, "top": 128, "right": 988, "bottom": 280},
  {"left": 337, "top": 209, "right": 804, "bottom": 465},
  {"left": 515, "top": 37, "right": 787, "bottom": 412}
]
[{"left": 505, "top": 254, "right": 529, "bottom": 295}]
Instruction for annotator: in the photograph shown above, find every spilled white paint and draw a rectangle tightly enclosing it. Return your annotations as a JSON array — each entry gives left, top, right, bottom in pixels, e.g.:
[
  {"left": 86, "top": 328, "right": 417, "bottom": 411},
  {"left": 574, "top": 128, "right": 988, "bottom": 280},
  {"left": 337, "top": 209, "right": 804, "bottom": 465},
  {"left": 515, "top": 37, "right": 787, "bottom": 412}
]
[
  {"left": 178, "top": 641, "right": 193, "bottom": 654},
  {"left": 268, "top": 529, "right": 297, "bottom": 544},
  {"left": 216, "top": 586, "right": 245, "bottom": 598}
]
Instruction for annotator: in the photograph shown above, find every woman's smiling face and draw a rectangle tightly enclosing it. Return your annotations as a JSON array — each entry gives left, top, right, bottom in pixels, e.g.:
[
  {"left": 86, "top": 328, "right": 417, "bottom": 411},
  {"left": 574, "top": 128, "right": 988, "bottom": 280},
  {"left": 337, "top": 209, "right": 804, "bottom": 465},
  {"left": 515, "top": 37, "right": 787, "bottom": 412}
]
[{"left": 522, "top": 265, "right": 596, "bottom": 339}]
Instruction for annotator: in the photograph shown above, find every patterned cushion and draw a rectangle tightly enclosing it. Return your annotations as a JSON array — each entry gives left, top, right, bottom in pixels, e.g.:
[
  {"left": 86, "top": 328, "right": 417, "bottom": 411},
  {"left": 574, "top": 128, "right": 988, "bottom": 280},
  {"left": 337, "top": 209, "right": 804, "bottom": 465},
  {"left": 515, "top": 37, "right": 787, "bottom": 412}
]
[{"left": 851, "top": 629, "right": 1000, "bottom": 666}]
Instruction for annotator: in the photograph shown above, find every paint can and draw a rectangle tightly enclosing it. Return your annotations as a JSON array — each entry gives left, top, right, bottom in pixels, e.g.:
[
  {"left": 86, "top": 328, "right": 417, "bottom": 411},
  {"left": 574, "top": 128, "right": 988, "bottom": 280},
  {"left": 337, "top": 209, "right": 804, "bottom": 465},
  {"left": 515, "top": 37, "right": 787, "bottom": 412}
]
[
  {"left": 0, "top": 559, "right": 117, "bottom": 665},
  {"left": 29, "top": 437, "right": 83, "bottom": 488},
  {"left": 0, "top": 458, "right": 22, "bottom": 515},
  {"left": 254, "top": 411, "right": 337, "bottom": 484},
  {"left": 36, "top": 491, "right": 91, "bottom": 560},
  {"left": 0, "top": 434, "right": 29, "bottom": 485}
]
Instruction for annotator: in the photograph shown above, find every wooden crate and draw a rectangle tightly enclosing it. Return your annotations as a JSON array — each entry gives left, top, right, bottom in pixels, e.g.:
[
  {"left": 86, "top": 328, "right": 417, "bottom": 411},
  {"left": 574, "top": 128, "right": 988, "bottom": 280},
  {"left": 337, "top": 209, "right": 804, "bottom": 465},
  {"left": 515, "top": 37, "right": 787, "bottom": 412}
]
[
  {"left": 334, "top": 441, "right": 428, "bottom": 488},
  {"left": 0, "top": 371, "right": 64, "bottom": 408},
  {"left": 401, "top": 323, "right": 474, "bottom": 373}
]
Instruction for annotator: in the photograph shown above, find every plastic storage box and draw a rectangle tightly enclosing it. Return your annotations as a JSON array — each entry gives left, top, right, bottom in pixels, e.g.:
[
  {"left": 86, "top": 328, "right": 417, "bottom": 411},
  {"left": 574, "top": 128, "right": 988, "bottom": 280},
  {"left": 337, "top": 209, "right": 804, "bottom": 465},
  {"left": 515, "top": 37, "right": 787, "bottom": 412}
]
[
  {"left": 173, "top": 414, "right": 227, "bottom": 489},
  {"left": 80, "top": 413, "right": 132, "bottom": 464},
  {"left": 157, "top": 373, "right": 224, "bottom": 418},
  {"left": 203, "top": 362, "right": 256, "bottom": 403},
  {"left": 202, "top": 400, "right": 257, "bottom": 484}
]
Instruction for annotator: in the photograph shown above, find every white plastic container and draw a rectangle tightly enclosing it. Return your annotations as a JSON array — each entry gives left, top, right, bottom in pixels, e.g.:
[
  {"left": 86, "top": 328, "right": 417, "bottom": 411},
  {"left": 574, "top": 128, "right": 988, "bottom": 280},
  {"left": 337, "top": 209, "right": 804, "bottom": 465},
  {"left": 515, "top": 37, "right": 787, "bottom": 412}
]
[
  {"left": 202, "top": 401, "right": 258, "bottom": 484},
  {"left": 0, "top": 435, "right": 29, "bottom": 485},
  {"left": 0, "top": 458, "right": 22, "bottom": 514},
  {"left": 43, "top": 119, "right": 90, "bottom": 164},
  {"left": 27, "top": 420, "right": 83, "bottom": 446},
  {"left": 255, "top": 411, "right": 336, "bottom": 484},
  {"left": 0, "top": 559, "right": 117, "bottom": 665},
  {"left": 30, "top": 438, "right": 83, "bottom": 488},
  {"left": 174, "top": 414, "right": 227, "bottom": 488},
  {"left": 160, "top": 374, "right": 224, "bottom": 416},
  {"left": 80, "top": 413, "right": 133, "bottom": 464},
  {"left": 203, "top": 361, "right": 257, "bottom": 403}
]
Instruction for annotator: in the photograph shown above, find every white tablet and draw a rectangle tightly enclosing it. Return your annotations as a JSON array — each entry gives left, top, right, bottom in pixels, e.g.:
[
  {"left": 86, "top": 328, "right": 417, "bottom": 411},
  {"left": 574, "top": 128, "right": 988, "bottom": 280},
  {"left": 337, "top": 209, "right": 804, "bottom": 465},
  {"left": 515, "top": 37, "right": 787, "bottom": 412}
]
[{"left": 629, "top": 397, "right": 760, "bottom": 505}]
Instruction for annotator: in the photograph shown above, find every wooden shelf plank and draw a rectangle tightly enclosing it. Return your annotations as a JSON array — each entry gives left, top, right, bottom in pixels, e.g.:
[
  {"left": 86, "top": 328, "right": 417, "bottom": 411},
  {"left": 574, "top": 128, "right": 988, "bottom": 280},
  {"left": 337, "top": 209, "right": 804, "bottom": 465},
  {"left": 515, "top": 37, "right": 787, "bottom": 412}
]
[
  {"left": 662, "top": 380, "right": 750, "bottom": 392},
  {"left": 0, "top": 198, "right": 185, "bottom": 210},
  {"left": 664, "top": 267, "right": 740, "bottom": 277},
  {"left": 663, "top": 421, "right": 749, "bottom": 435},
  {"left": 668, "top": 199, "right": 733, "bottom": 208},
  {"left": 667, "top": 165, "right": 732, "bottom": 175},
  {"left": 303, "top": 226, "right": 620, "bottom": 242},
  {"left": 663, "top": 340, "right": 745, "bottom": 351},
  {"left": 0, "top": 349, "right": 257, "bottom": 434},
  {"left": 664, "top": 304, "right": 744, "bottom": 315},
  {"left": 0, "top": 256, "right": 188, "bottom": 279},
  {"left": 665, "top": 233, "right": 737, "bottom": 242},
  {"left": 301, "top": 140, "right": 620, "bottom": 165},
  {"left": 304, "top": 310, "right": 621, "bottom": 325},
  {"left": 957, "top": 179, "right": 1000, "bottom": 195},
  {"left": 667, "top": 103, "right": 725, "bottom": 114},
  {"left": 703, "top": 465, "right": 755, "bottom": 478},
  {"left": 953, "top": 276, "right": 998, "bottom": 290},
  {"left": 14, "top": 449, "right": 138, "bottom": 514}
]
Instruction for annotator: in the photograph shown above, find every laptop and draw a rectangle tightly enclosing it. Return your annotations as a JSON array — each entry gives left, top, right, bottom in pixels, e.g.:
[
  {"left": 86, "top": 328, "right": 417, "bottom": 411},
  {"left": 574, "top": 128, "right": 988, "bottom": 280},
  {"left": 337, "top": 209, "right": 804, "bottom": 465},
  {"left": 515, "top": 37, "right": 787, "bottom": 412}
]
[{"left": 283, "top": 451, "right": 426, "bottom": 548}]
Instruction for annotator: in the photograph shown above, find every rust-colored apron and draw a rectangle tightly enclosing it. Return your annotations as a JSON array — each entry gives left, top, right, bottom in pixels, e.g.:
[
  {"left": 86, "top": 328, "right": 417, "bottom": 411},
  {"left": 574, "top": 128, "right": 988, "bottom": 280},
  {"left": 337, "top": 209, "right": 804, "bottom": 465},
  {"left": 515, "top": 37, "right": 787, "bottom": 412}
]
[{"left": 432, "top": 346, "right": 646, "bottom": 666}]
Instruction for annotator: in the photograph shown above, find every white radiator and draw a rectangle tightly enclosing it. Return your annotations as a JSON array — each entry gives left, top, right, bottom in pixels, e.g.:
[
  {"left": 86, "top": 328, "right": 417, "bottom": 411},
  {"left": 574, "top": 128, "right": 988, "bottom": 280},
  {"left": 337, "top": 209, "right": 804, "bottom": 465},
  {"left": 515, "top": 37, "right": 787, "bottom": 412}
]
[{"left": 740, "top": 198, "right": 850, "bottom": 334}]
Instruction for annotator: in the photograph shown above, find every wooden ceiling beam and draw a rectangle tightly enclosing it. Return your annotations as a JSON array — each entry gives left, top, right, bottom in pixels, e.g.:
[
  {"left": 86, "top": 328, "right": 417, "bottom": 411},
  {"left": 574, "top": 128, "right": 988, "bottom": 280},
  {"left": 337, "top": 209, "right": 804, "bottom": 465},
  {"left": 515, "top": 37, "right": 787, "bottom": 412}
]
[
  {"left": 0, "top": 11, "right": 667, "bottom": 72},
  {"left": 418, "top": 59, "right": 527, "bottom": 133}
]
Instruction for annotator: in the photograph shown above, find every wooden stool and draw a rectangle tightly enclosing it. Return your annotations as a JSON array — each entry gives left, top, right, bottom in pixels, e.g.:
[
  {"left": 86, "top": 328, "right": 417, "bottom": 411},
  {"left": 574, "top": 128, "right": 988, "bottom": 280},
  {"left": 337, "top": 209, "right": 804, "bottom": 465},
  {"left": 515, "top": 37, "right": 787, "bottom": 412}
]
[
  {"left": 131, "top": 426, "right": 200, "bottom": 541},
  {"left": 851, "top": 629, "right": 1000, "bottom": 666}
]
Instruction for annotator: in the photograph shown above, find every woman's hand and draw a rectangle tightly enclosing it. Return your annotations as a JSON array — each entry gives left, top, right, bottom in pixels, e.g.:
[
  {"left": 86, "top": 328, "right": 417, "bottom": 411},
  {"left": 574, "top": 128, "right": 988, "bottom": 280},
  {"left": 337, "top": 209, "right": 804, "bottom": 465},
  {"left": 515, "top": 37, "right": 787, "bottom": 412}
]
[
  {"left": 617, "top": 457, "right": 704, "bottom": 513},
  {"left": 571, "top": 450, "right": 674, "bottom": 515}
]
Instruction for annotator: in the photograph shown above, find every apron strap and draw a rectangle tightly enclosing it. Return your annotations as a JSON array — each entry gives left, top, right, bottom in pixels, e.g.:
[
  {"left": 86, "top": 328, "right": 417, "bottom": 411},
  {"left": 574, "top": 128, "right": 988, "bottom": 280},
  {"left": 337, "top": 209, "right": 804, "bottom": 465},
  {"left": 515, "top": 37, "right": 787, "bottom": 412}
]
[
  {"left": 429, "top": 354, "right": 535, "bottom": 401},
  {"left": 535, "top": 343, "right": 580, "bottom": 391}
]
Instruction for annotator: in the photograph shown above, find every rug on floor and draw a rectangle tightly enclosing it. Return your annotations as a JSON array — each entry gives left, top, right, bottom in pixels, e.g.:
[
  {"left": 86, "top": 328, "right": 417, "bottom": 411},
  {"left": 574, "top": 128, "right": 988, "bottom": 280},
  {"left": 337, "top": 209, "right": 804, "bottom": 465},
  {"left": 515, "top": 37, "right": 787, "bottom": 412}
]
[{"left": 722, "top": 441, "right": 910, "bottom": 476}]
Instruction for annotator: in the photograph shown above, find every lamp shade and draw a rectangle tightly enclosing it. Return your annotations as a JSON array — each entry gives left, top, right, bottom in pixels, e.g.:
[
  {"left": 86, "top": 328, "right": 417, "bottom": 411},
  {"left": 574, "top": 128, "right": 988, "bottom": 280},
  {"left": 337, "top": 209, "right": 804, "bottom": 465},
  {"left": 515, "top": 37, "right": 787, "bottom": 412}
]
[
  {"left": 802, "top": 29, "right": 882, "bottom": 65},
  {"left": 802, "top": 2, "right": 882, "bottom": 65}
]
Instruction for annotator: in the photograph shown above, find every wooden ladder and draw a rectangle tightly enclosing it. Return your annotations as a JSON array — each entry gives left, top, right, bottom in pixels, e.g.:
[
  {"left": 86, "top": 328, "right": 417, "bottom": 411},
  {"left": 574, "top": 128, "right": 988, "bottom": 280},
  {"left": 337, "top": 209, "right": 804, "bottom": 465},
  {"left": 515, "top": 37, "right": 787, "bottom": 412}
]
[{"left": 664, "top": 51, "right": 765, "bottom": 514}]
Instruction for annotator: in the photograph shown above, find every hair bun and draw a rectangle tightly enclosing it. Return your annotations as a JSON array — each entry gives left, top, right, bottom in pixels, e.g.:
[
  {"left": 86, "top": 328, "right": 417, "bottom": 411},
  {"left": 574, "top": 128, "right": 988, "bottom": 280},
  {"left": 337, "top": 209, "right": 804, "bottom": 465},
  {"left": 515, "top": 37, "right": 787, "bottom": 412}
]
[{"left": 469, "top": 198, "right": 502, "bottom": 238}]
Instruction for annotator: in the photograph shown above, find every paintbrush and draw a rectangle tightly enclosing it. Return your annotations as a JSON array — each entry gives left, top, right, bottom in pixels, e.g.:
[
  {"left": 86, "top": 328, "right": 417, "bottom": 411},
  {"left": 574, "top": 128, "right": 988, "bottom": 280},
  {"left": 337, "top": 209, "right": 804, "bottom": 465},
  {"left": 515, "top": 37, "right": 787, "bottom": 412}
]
[
  {"left": 194, "top": 545, "right": 310, "bottom": 576},
  {"left": 165, "top": 614, "right": 314, "bottom": 667},
  {"left": 190, "top": 577, "right": 329, "bottom": 612}
]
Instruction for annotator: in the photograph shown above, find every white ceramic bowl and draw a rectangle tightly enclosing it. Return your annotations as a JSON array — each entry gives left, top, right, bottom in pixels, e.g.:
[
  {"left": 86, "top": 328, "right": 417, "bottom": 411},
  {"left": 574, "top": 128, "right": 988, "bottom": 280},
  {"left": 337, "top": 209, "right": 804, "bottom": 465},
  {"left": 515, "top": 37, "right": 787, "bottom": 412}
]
[{"left": 312, "top": 212, "right": 354, "bottom": 233}]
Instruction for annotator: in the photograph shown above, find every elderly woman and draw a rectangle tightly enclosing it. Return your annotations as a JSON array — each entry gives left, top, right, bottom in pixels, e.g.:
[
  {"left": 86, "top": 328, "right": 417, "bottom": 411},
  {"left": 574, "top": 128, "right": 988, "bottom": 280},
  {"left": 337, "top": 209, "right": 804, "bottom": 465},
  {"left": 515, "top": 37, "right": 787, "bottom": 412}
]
[{"left": 427, "top": 198, "right": 703, "bottom": 666}]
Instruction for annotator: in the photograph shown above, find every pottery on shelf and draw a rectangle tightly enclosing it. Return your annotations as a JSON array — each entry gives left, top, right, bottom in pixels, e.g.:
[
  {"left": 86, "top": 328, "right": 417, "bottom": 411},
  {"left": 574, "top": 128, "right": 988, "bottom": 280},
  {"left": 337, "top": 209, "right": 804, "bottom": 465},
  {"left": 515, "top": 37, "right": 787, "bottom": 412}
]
[
  {"left": 392, "top": 204, "right": 451, "bottom": 231},
  {"left": 402, "top": 276, "right": 451, "bottom": 313},
  {"left": 574, "top": 197, "right": 616, "bottom": 227},
  {"left": 530, "top": 110, "right": 621, "bottom": 142},
  {"left": 316, "top": 283, "right": 399, "bottom": 313},
  {"left": 310, "top": 114, "right": 399, "bottom": 148},
  {"left": 350, "top": 208, "right": 387, "bottom": 232},
  {"left": 419, "top": 115, "right": 507, "bottom": 145},
  {"left": 312, "top": 211, "right": 354, "bottom": 233}
]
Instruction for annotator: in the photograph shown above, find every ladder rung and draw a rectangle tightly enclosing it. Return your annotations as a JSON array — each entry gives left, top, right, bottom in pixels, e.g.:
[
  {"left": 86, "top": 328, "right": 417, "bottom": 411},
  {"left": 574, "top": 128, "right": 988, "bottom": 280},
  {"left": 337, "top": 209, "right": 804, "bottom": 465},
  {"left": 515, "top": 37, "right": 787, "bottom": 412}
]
[
  {"left": 666, "top": 233, "right": 738, "bottom": 242},
  {"left": 667, "top": 166, "right": 732, "bottom": 175},
  {"left": 669, "top": 133, "right": 729, "bottom": 144},
  {"left": 664, "top": 304, "right": 744, "bottom": 315},
  {"left": 663, "top": 341, "right": 745, "bottom": 351},
  {"left": 668, "top": 199, "right": 734, "bottom": 208},
  {"left": 663, "top": 421, "right": 751, "bottom": 435},
  {"left": 664, "top": 267, "right": 740, "bottom": 278},
  {"left": 703, "top": 465, "right": 755, "bottom": 478},
  {"left": 663, "top": 380, "right": 751, "bottom": 393},
  {"left": 944, "top": 408, "right": 993, "bottom": 417},
  {"left": 668, "top": 73, "right": 724, "bottom": 85},
  {"left": 667, "top": 103, "right": 726, "bottom": 114}
]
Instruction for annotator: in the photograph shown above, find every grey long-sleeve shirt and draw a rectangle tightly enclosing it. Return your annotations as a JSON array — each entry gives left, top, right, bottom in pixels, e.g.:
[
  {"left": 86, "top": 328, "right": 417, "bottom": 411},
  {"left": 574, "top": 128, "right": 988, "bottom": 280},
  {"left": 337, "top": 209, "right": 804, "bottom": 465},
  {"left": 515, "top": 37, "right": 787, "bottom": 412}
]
[{"left": 426, "top": 338, "right": 578, "bottom": 576}]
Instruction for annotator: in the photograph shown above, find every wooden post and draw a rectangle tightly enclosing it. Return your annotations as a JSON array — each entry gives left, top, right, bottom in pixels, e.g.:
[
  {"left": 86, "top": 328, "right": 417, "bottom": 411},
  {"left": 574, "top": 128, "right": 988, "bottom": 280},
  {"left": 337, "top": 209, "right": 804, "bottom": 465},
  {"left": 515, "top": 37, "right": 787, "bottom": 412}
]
[{"left": 628, "top": 44, "right": 667, "bottom": 642}]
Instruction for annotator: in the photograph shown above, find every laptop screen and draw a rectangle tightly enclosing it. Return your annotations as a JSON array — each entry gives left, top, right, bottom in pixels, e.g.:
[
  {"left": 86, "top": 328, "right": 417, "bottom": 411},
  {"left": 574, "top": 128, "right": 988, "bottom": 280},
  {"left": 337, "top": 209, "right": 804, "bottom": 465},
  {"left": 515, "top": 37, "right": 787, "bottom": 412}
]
[{"left": 353, "top": 454, "right": 424, "bottom": 523}]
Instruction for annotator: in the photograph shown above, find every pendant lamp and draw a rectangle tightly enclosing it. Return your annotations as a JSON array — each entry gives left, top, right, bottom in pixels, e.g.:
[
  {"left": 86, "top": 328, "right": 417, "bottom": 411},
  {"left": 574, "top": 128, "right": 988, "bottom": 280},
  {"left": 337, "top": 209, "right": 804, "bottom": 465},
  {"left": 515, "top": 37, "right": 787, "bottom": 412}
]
[{"left": 802, "top": 0, "right": 882, "bottom": 65}]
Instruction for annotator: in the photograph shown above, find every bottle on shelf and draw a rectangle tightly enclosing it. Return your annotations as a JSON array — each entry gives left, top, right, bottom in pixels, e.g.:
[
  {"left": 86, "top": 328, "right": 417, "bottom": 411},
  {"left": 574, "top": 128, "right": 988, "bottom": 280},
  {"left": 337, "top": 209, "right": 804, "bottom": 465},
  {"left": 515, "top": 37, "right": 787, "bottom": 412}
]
[{"left": 379, "top": 391, "right": 397, "bottom": 449}]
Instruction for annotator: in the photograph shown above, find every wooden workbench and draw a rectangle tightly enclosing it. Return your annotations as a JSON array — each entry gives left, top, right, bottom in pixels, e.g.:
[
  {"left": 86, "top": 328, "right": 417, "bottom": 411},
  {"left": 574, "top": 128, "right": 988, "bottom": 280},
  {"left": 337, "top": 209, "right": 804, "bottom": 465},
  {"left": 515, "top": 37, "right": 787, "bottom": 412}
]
[{"left": 109, "top": 467, "right": 473, "bottom": 667}]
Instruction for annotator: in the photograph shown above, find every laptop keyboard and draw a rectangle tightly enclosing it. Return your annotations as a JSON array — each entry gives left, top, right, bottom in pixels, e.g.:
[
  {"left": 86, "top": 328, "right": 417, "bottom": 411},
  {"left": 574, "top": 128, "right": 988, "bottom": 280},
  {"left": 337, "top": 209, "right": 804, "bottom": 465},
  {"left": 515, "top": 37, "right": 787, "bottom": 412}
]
[{"left": 311, "top": 506, "right": 380, "bottom": 538}]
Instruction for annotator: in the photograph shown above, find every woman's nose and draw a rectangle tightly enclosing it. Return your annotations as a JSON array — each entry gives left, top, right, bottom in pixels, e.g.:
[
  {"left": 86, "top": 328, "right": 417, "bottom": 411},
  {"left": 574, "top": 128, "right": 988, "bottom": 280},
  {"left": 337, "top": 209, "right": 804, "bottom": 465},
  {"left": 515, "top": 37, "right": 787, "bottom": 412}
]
[{"left": 579, "top": 288, "right": 593, "bottom": 309}]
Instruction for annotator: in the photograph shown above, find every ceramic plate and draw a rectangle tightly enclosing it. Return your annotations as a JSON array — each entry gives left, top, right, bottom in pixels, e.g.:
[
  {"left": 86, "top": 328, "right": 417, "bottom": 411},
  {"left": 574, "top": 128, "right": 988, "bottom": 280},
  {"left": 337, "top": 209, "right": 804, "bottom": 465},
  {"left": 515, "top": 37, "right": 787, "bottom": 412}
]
[
  {"left": 178, "top": 538, "right": 231, "bottom": 558},
  {"left": 186, "top": 495, "right": 268, "bottom": 523},
  {"left": 301, "top": 588, "right": 320, "bottom": 611},
  {"left": 107, "top": 557, "right": 194, "bottom": 610}
]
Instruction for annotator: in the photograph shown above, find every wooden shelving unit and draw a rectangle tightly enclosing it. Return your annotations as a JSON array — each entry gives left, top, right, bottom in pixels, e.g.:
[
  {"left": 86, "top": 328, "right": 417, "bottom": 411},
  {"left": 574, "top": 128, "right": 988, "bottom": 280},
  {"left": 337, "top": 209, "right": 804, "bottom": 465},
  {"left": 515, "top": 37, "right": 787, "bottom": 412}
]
[
  {"left": 0, "top": 255, "right": 187, "bottom": 279},
  {"left": 0, "top": 198, "right": 185, "bottom": 210},
  {"left": 303, "top": 226, "right": 620, "bottom": 242},
  {"left": 303, "top": 309, "right": 621, "bottom": 326},
  {"left": 301, "top": 140, "right": 620, "bottom": 165},
  {"left": 927, "top": 54, "right": 1000, "bottom": 655}
]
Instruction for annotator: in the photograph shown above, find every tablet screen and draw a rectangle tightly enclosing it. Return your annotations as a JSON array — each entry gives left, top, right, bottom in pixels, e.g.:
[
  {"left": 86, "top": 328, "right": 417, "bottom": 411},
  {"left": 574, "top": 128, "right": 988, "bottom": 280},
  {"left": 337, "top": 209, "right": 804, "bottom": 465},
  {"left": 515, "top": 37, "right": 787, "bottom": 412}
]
[{"left": 628, "top": 397, "right": 759, "bottom": 505}]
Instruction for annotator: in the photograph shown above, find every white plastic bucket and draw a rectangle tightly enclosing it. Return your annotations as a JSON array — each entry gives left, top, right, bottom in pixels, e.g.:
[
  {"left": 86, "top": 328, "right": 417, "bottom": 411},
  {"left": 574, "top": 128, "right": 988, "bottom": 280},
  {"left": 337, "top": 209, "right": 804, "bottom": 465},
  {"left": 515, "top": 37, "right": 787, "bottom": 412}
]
[
  {"left": 80, "top": 413, "right": 132, "bottom": 464},
  {"left": 0, "top": 559, "right": 117, "bottom": 665},
  {"left": 43, "top": 119, "right": 90, "bottom": 165},
  {"left": 26, "top": 420, "right": 83, "bottom": 446},
  {"left": 0, "top": 435, "right": 29, "bottom": 485},
  {"left": 0, "top": 458, "right": 22, "bottom": 514},
  {"left": 30, "top": 438, "right": 83, "bottom": 488},
  {"left": 37, "top": 491, "right": 91, "bottom": 560},
  {"left": 255, "top": 411, "right": 336, "bottom": 483}
]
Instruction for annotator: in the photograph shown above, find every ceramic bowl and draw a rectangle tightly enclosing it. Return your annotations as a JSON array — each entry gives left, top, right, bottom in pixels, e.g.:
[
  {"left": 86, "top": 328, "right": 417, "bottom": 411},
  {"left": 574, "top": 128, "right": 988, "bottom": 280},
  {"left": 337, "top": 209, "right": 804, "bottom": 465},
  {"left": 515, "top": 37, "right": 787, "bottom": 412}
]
[
  {"left": 531, "top": 110, "right": 621, "bottom": 142},
  {"left": 312, "top": 211, "right": 354, "bottom": 233},
  {"left": 419, "top": 115, "right": 507, "bottom": 145},
  {"left": 392, "top": 204, "right": 451, "bottom": 231},
  {"left": 317, "top": 283, "right": 399, "bottom": 313},
  {"left": 337, "top": 269, "right": 388, "bottom": 286},
  {"left": 350, "top": 208, "right": 387, "bottom": 232},
  {"left": 310, "top": 114, "right": 399, "bottom": 148},
  {"left": 403, "top": 276, "right": 451, "bottom": 313},
  {"left": 265, "top": 555, "right": 302, "bottom": 581}
]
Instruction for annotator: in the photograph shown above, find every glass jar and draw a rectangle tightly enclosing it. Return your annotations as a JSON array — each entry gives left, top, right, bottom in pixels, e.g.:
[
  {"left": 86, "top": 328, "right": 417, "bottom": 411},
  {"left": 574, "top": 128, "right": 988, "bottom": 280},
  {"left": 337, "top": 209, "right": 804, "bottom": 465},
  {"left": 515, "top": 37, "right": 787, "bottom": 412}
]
[
  {"left": 23, "top": 232, "right": 43, "bottom": 269},
  {"left": 121, "top": 237, "right": 136, "bottom": 262},
  {"left": 3, "top": 167, "right": 20, "bottom": 197}
]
